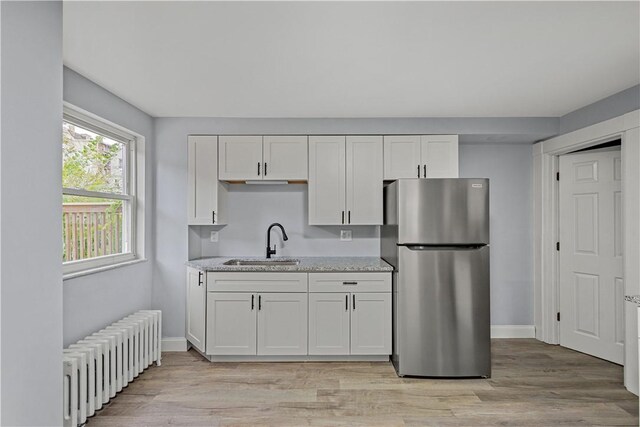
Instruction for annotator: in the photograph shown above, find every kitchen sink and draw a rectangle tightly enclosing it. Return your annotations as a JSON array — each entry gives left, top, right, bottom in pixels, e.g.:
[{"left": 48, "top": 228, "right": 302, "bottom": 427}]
[{"left": 223, "top": 259, "right": 300, "bottom": 266}]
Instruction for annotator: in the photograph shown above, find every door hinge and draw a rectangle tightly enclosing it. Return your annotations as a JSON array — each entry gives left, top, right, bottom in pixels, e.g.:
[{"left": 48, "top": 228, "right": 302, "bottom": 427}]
[
  {"left": 556, "top": 172, "right": 560, "bottom": 181},
  {"left": 556, "top": 241, "right": 560, "bottom": 251},
  {"left": 557, "top": 312, "right": 560, "bottom": 322}
]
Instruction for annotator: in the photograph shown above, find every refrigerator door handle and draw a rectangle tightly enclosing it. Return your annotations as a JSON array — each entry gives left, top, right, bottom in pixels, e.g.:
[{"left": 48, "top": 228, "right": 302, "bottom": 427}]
[{"left": 404, "top": 244, "right": 486, "bottom": 251}]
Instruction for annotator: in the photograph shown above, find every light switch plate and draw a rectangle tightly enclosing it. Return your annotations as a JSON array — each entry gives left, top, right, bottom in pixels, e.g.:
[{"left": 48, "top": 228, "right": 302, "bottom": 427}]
[
  {"left": 340, "top": 230, "right": 352, "bottom": 242},
  {"left": 210, "top": 231, "right": 219, "bottom": 242}
]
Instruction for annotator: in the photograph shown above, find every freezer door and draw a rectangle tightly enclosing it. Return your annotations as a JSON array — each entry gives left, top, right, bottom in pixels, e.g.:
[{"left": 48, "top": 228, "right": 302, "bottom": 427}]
[
  {"left": 396, "top": 245, "right": 490, "bottom": 377},
  {"left": 397, "top": 179, "right": 489, "bottom": 245}
]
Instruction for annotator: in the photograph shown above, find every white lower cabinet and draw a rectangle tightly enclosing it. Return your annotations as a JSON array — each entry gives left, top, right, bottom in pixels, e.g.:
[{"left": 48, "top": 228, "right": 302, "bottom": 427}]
[
  {"left": 257, "top": 293, "right": 308, "bottom": 355},
  {"left": 206, "top": 292, "right": 307, "bottom": 356},
  {"left": 206, "top": 292, "right": 257, "bottom": 355},
  {"left": 186, "top": 267, "right": 207, "bottom": 352},
  {"left": 351, "top": 293, "right": 392, "bottom": 355},
  {"left": 199, "top": 271, "right": 391, "bottom": 358},
  {"left": 309, "top": 273, "right": 392, "bottom": 356},
  {"left": 309, "top": 293, "right": 351, "bottom": 355}
]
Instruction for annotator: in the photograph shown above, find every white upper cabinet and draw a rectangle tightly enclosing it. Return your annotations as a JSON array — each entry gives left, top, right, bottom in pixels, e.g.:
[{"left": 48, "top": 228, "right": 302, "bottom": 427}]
[
  {"left": 187, "top": 136, "right": 227, "bottom": 225},
  {"left": 421, "top": 135, "right": 459, "bottom": 178},
  {"left": 263, "top": 136, "right": 308, "bottom": 180},
  {"left": 308, "top": 136, "right": 346, "bottom": 225},
  {"left": 383, "top": 135, "right": 421, "bottom": 179},
  {"left": 218, "top": 136, "right": 263, "bottom": 180},
  {"left": 219, "top": 136, "right": 308, "bottom": 181},
  {"left": 384, "top": 135, "right": 458, "bottom": 179},
  {"left": 309, "top": 136, "right": 383, "bottom": 225},
  {"left": 346, "top": 136, "right": 383, "bottom": 225}
]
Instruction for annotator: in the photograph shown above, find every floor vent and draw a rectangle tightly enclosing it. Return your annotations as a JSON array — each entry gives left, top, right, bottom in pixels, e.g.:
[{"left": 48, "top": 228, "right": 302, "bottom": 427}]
[{"left": 63, "top": 310, "right": 161, "bottom": 426}]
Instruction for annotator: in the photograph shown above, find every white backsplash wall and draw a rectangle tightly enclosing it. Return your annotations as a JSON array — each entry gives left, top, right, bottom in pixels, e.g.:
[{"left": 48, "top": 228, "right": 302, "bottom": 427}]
[{"left": 190, "top": 184, "right": 379, "bottom": 259}]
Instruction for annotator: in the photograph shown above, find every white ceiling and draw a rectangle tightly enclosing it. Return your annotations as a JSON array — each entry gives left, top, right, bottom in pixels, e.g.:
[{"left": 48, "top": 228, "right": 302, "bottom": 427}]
[{"left": 63, "top": 1, "right": 640, "bottom": 118}]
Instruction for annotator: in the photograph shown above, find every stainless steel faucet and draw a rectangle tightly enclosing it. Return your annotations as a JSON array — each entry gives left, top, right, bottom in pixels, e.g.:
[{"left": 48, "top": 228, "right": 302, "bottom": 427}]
[{"left": 266, "top": 223, "right": 288, "bottom": 258}]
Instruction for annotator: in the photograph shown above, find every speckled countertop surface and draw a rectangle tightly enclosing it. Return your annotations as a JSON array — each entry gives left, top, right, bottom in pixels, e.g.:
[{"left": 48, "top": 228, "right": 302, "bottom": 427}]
[
  {"left": 186, "top": 257, "right": 393, "bottom": 272},
  {"left": 625, "top": 295, "right": 640, "bottom": 304}
]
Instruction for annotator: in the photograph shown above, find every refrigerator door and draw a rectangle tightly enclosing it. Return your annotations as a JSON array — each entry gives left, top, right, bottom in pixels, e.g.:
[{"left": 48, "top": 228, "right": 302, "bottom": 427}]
[
  {"left": 395, "top": 245, "right": 490, "bottom": 377},
  {"left": 397, "top": 179, "right": 489, "bottom": 245}
]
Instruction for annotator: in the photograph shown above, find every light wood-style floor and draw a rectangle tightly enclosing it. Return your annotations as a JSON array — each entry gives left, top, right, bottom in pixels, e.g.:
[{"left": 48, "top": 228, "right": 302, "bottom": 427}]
[{"left": 88, "top": 339, "right": 638, "bottom": 426}]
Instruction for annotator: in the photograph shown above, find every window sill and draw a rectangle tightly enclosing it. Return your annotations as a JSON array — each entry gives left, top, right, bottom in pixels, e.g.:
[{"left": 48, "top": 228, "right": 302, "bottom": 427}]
[{"left": 63, "top": 258, "right": 147, "bottom": 281}]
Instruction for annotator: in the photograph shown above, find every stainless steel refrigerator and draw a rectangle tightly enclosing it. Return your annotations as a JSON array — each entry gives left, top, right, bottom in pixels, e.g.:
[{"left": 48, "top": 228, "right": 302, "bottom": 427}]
[{"left": 381, "top": 178, "right": 490, "bottom": 378}]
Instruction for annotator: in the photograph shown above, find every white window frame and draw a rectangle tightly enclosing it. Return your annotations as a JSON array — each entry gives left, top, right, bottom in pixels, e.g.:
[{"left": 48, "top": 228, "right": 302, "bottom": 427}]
[{"left": 62, "top": 103, "right": 145, "bottom": 278}]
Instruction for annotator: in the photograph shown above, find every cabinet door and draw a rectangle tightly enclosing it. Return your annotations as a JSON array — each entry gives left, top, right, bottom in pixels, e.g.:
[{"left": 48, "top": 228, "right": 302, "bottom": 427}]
[
  {"left": 186, "top": 268, "right": 207, "bottom": 352},
  {"left": 346, "top": 136, "right": 383, "bottom": 225},
  {"left": 206, "top": 293, "right": 256, "bottom": 355},
  {"left": 351, "top": 293, "right": 392, "bottom": 355},
  {"left": 308, "top": 293, "right": 350, "bottom": 355},
  {"left": 308, "top": 136, "right": 346, "bottom": 225},
  {"left": 421, "top": 135, "right": 459, "bottom": 178},
  {"left": 383, "top": 136, "right": 421, "bottom": 179},
  {"left": 263, "top": 136, "right": 308, "bottom": 180},
  {"left": 187, "top": 136, "right": 220, "bottom": 225},
  {"left": 257, "top": 293, "right": 308, "bottom": 355},
  {"left": 218, "top": 136, "right": 263, "bottom": 180}
]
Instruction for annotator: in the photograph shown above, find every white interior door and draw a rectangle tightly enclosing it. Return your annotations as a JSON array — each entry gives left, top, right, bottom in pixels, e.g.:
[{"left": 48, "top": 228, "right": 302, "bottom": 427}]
[
  {"left": 263, "top": 136, "right": 308, "bottom": 180},
  {"left": 559, "top": 148, "right": 623, "bottom": 364},
  {"left": 218, "top": 136, "right": 263, "bottom": 180},
  {"left": 308, "top": 293, "right": 350, "bottom": 355},
  {"left": 346, "top": 136, "right": 383, "bottom": 225},
  {"left": 257, "top": 293, "right": 308, "bottom": 355}
]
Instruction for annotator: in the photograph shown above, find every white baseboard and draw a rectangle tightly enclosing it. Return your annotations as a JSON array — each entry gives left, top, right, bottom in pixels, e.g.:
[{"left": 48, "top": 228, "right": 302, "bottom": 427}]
[
  {"left": 162, "top": 337, "right": 188, "bottom": 352},
  {"left": 491, "top": 325, "right": 536, "bottom": 338}
]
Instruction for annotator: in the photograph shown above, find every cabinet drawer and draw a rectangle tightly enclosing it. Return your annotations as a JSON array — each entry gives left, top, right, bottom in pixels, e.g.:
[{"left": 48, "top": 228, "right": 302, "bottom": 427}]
[
  {"left": 309, "top": 273, "right": 391, "bottom": 293},
  {"left": 207, "top": 272, "right": 308, "bottom": 292}
]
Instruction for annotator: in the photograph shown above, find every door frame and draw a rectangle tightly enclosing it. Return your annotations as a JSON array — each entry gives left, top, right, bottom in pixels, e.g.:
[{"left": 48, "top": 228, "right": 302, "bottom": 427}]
[{"left": 533, "top": 109, "right": 639, "bottom": 392}]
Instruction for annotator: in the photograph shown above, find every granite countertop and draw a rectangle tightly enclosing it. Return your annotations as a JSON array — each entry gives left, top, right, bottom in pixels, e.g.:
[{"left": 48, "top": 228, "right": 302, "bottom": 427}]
[
  {"left": 186, "top": 256, "right": 393, "bottom": 272},
  {"left": 625, "top": 295, "right": 640, "bottom": 304}
]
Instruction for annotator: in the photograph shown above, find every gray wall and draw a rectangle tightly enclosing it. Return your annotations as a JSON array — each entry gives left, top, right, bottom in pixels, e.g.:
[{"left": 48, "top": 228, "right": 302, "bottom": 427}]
[
  {"left": 460, "top": 143, "right": 533, "bottom": 325},
  {"left": 559, "top": 84, "right": 640, "bottom": 135},
  {"left": 62, "top": 67, "right": 154, "bottom": 346},
  {"left": 154, "top": 118, "right": 544, "bottom": 338},
  {"left": 1, "top": 2, "right": 63, "bottom": 424}
]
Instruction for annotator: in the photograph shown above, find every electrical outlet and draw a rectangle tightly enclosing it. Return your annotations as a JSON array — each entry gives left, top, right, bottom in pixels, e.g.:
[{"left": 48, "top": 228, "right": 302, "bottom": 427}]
[
  {"left": 340, "top": 230, "right": 352, "bottom": 242},
  {"left": 210, "top": 231, "right": 219, "bottom": 242}
]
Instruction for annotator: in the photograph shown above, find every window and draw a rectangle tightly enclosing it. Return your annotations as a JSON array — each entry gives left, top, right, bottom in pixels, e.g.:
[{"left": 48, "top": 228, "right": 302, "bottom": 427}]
[{"left": 62, "top": 106, "right": 142, "bottom": 276}]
